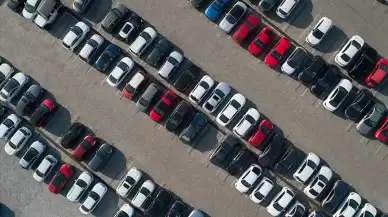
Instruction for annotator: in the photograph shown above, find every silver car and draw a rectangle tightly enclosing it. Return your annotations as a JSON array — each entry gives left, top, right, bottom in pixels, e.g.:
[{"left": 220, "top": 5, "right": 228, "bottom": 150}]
[
  {"left": 356, "top": 103, "right": 385, "bottom": 136},
  {"left": 15, "top": 84, "right": 43, "bottom": 116},
  {"left": 136, "top": 83, "right": 159, "bottom": 112}
]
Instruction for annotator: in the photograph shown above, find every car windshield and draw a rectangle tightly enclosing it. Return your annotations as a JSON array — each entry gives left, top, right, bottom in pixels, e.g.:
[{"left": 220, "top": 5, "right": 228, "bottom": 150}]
[
  {"left": 245, "top": 115, "right": 256, "bottom": 124},
  {"left": 364, "top": 211, "right": 375, "bottom": 217},
  {"left": 116, "top": 211, "right": 130, "bottom": 217},
  {"left": 140, "top": 188, "right": 151, "bottom": 195},
  {"left": 117, "top": 62, "right": 129, "bottom": 72},
  {"left": 309, "top": 188, "right": 320, "bottom": 197},
  {"left": 138, "top": 98, "right": 148, "bottom": 107},
  {"left": 3, "top": 119, "right": 13, "bottom": 128},
  {"left": 214, "top": 89, "right": 225, "bottom": 98},
  {"left": 165, "top": 93, "right": 176, "bottom": 101},
  {"left": 340, "top": 53, "right": 351, "bottom": 62},
  {"left": 254, "top": 190, "right": 264, "bottom": 200},
  {"left": 155, "top": 102, "right": 168, "bottom": 115},
  {"left": 140, "top": 32, "right": 151, "bottom": 41},
  {"left": 167, "top": 56, "right": 179, "bottom": 66},
  {"left": 381, "top": 129, "right": 388, "bottom": 137},
  {"left": 219, "top": 114, "right": 229, "bottom": 123},
  {"left": 273, "top": 202, "right": 283, "bottom": 211},
  {"left": 52, "top": 173, "right": 67, "bottom": 186},
  {"left": 89, "top": 191, "right": 100, "bottom": 201},
  {"left": 122, "top": 24, "right": 133, "bottom": 33},
  {"left": 312, "top": 29, "right": 324, "bottom": 39},
  {"left": 226, "top": 15, "right": 237, "bottom": 24},
  {"left": 307, "top": 160, "right": 317, "bottom": 169},
  {"left": 25, "top": 2, "right": 37, "bottom": 13},
  {"left": 76, "top": 179, "right": 87, "bottom": 188},
  {"left": 108, "top": 75, "right": 118, "bottom": 84},
  {"left": 351, "top": 40, "right": 362, "bottom": 49},
  {"left": 211, "top": 2, "right": 222, "bottom": 11},
  {"left": 23, "top": 148, "right": 39, "bottom": 162},
  {"left": 125, "top": 84, "right": 136, "bottom": 94},
  {"left": 380, "top": 63, "right": 388, "bottom": 72},
  {"left": 241, "top": 180, "right": 251, "bottom": 188},
  {"left": 271, "top": 51, "right": 282, "bottom": 60},
  {"left": 200, "top": 81, "right": 210, "bottom": 89},
  {"left": 35, "top": 169, "right": 45, "bottom": 178},
  {"left": 330, "top": 87, "right": 347, "bottom": 107},
  {"left": 364, "top": 118, "right": 376, "bottom": 127},
  {"left": 260, "top": 1, "right": 271, "bottom": 9},
  {"left": 0, "top": 92, "right": 8, "bottom": 100},
  {"left": 125, "top": 176, "right": 136, "bottom": 185},
  {"left": 8, "top": 141, "right": 19, "bottom": 149},
  {"left": 74, "top": 1, "right": 83, "bottom": 9},
  {"left": 288, "top": 59, "right": 300, "bottom": 68},
  {"left": 100, "top": 52, "right": 111, "bottom": 62},
  {"left": 81, "top": 140, "right": 92, "bottom": 150},
  {"left": 71, "top": 26, "right": 83, "bottom": 36},
  {"left": 278, "top": 8, "right": 287, "bottom": 16},
  {"left": 4, "top": 79, "right": 18, "bottom": 93},
  {"left": 349, "top": 200, "right": 359, "bottom": 209},
  {"left": 254, "top": 39, "right": 265, "bottom": 48},
  {"left": 230, "top": 100, "right": 241, "bottom": 108}
]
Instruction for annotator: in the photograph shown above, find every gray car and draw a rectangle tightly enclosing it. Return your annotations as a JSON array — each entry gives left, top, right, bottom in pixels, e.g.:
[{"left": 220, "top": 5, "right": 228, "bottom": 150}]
[
  {"left": 258, "top": 0, "right": 277, "bottom": 11},
  {"left": 136, "top": 83, "right": 159, "bottom": 112},
  {"left": 356, "top": 103, "right": 385, "bottom": 136},
  {"left": 88, "top": 143, "right": 113, "bottom": 172},
  {"left": 101, "top": 4, "right": 128, "bottom": 33},
  {"left": 15, "top": 84, "right": 43, "bottom": 116}
]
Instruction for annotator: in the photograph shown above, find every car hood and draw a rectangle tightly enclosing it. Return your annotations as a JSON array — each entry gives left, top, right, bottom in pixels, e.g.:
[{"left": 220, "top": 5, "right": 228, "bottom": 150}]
[
  {"left": 219, "top": 18, "right": 233, "bottom": 33},
  {"left": 158, "top": 62, "right": 174, "bottom": 78},
  {"left": 306, "top": 33, "right": 320, "bottom": 45},
  {"left": 63, "top": 32, "right": 78, "bottom": 46},
  {"left": 281, "top": 62, "right": 295, "bottom": 75}
]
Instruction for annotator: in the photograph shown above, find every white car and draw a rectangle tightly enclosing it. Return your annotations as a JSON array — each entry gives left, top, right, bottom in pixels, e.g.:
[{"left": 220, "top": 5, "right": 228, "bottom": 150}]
[
  {"left": 333, "top": 192, "right": 362, "bottom": 217},
  {"left": 22, "top": 0, "right": 41, "bottom": 20},
  {"left": 267, "top": 187, "right": 295, "bottom": 216},
  {"left": 285, "top": 201, "right": 306, "bottom": 217},
  {"left": 0, "top": 72, "right": 29, "bottom": 103},
  {"left": 131, "top": 180, "right": 155, "bottom": 210},
  {"left": 276, "top": 0, "right": 299, "bottom": 19},
  {"left": 219, "top": 1, "right": 247, "bottom": 33},
  {"left": 216, "top": 93, "right": 246, "bottom": 127},
  {"left": 4, "top": 126, "right": 31, "bottom": 155},
  {"left": 79, "top": 182, "right": 107, "bottom": 214},
  {"left": 67, "top": 171, "right": 94, "bottom": 202},
  {"left": 158, "top": 51, "right": 184, "bottom": 79},
  {"left": 79, "top": 34, "right": 104, "bottom": 63},
  {"left": 107, "top": 57, "right": 135, "bottom": 87},
  {"left": 233, "top": 108, "right": 260, "bottom": 138},
  {"left": 306, "top": 17, "right": 333, "bottom": 46},
  {"left": 249, "top": 177, "right": 274, "bottom": 203},
  {"left": 114, "top": 204, "right": 135, "bottom": 217},
  {"left": 293, "top": 152, "right": 320, "bottom": 184},
  {"left": 0, "top": 114, "right": 22, "bottom": 141},
  {"left": 189, "top": 75, "right": 215, "bottom": 104},
  {"left": 19, "top": 141, "right": 46, "bottom": 169},
  {"left": 355, "top": 203, "right": 377, "bottom": 217},
  {"left": 202, "top": 82, "right": 231, "bottom": 113},
  {"left": 129, "top": 27, "right": 157, "bottom": 56},
  {"left": 323, "top": 79, "right": 353, "bottom": 112},
  {"left": 33, "top": 154, "right": 57, "bottom": 182},
  {"left": 0, "top": 63, "right": 14, "bottom": 87},
  {"left": 235, "top": 164, "right": 262, "bottom": 193},
  {"left": 281, "top": 47, "right": 306, "bottom": 75},
  {"left": 116, "top": 167, "right": 142, "bottom": 197},
  {"left": 335, "top": 35, "right": 365, "bottom": 67},
  {"left": 304, "top": 166, "right": 333, "bottom": 199},
  {"left": 62, "top": 22, "right": 90, "bottom": 51}
]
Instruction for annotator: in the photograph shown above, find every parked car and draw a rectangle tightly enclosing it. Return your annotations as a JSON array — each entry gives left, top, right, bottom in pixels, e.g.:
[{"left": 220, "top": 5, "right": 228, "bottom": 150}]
[
  {"left": 146, "top": 38, "right": 172, "bottom": 67},
  {"left": 333, "top": 192, "right": 362, "bottom": 217},
  {"left": 60, "top": 122, "right": 85, "bottom": 148},
  {"left": 113, "top": 204, "right": 135, "bottom": 217},
  {"left": 257, "top": 0, "right": 277, "bottom": 11},
  {"left": 79, "top": 34, "right": 104, "bottom": 63},
  {"left": 298, "top": 56, "right": 327, "bottom": 85},
  {"left": 4, "top": 126, "right": 32, "bottom": 155},
  {"left": 210, "top": 136, "right": 240, "bottom": 167},
  {"left": 249, "top": 177, "right": 274, "bottom": 203},
  {"left": 150, "top": 90, "right": 178, "bottom": 122},
  {"left": 365, "top": 58, "right": 388, "bottom": 87},
  {"left": 131, "top": 180, "right": 156, "bottom": 210},
  {"left": 22, "top": 0, "right": 42, "bottom": 20},
  {"left": 189, "top": 75, "right": 215, "bottom": 104},
  {"left": 348, "top": 47, "right": 378, "bottom": 80},
  {"left": 165, "top": 101, "right": 191, "bottom": 132},
  {"left": 116, "top": 167, "right": 142, "bottom": 198},
  {"left": 274, "top": 147, "right": 303, "bottom": 175},
  {"left": 29, "top": 99, "right": 56, "bottom": 127},
  {"left": 310, "top": 65, "right": 341, "bottom": 98},
  {"left": 62, "top": 22, "right": 90, "bottom": 51},
  {"left": 174, "top": 66, "right": 200, "bottom": 92},
  {"left": 205, "top": 0, "right": 232, "bottom": 20},
  {"left": 284, "top": 201, "right": 306, "bottom": 217},
  {"left": 335, "top": 35, "right": 365, "bottom": 67},
  {"left": 0, "top": 114, "right": 22, "bottom": 140},
  {"left": 179, "top": 112, "right": 208, "bottom": 144},
  {"left": 304, "top": 166, "right": 333, "bottom": 199},
  {"left": 356, "top": 102, "right": 385, "bottom": 136},
  {"left": 144, "top": 189, "right": 172, "bottom": 217},
  {"left": 19, "top": 141, "right": 45, "bottom": 169},
  {"left": 33, "top": 0, "right": 62, "bottom": 29},
  {"left": 7, "top": 0, "right": 27, "bottom": 12},
  {"left": 0, "top": 105, "right": 7, "bottom": 119},
  {"left": 101, "top": 4, "right": 128, "bottom": 33},
  {"left": 344, "top": 89, "right": 374, "bottom": 121},
  {"left": 276, "top": 0, "right": 300, "bottom": 19},
  {"left": 258, "top": 134, "right": 286, "bottom": 168},
  {"left": 219, "top": 1, "right": 247, "bottom": 33},
  {"left": 48, "top": 163, "right": 74, "bottom": 194},
  {"left": 166, "top": 201, "right": 186, "bottom": 217},
  {"left": 0, "top": 63, "right": 14, "bottom": 89},
  {"left": 226, "top": 148, "right": 256, "bottom": 176},
  {"left": 129, "top": 27, "right": 157, "bottom": 56},
  {"left": 0, "top": 72, "right": 29, "bottom": 103},
  {"left": 306, "top": 17, "right": 333, "bottom": 46},
  {"left": 118, "top": 14, "right": 143, "bottom": 41},
  {"left": 107, "top": 57, "right": 135, "bottom": 87},
  {"left": 293, "top": 152, "right": 320, "bottom": 184},
  {"left": 79, "top": 183, "right": 107, "bottom": 214},
  {"left": 323, "top": 78, "right": 353, "bottom": 112},
  {"left": 188, "top": 209, "right": 205, "bottom": 217},
  {"left": 190, "top": 0, "right": 205, "bottom": 7},
  {"left": 33, "top": 154, "right": 57, "bottom": 182},
  {"left": 264, "top": 37, "right": 292, "bottom": 67},
  {"left": 233, "top": 15, "right": 260, "bottom": 44},
  {"left": 235, "top": 164, "right": 262, "bottom": 193},
  {"left": 88, "top": 143, "right": 113, "bottom": 171},
  {"left": 202, "top": 82, "right": 231, "bottom": 113},
  {"left": 15, "top": 84, "right": 43, "bottom": 116},
  {"left": 267, "top": 187, "right": 295, "bottom": 216},
  {"left": 66, "top": 171, "right": 94, "bottom": 202},
  {"left": 71, "top": 135, "right": 97, "bottom": 160},
  {"left": 122, "top": 70, "right": 146, "bottom": 99},
  {"left": 321, "top": 180, "right": 350, "bottom": 213},
  {"left": 355, "top": 204, "right": 377, "bottom": 217},
  {"left": 375, "top": 116, "right": 388, "bottom": 142},
  {"left": 158, "top": 51, "right": 184, "bottom": 80},
  {"left": 136, "top": 83, "right": 159, "bottom": 112},
  {"left": 72, "top": 0, "right": 92, "bottom": 14},
  {"left": 233, "top": 108, "right": 260, "bottom": 138},
  {"left": 281, "top": 47, "right": 307, "bottom": 75},
  {"left": 248, "top": 26, "right": 275, "bottom": 56},
  {"left": 216, "top": 93, "right": 246, "bottom": 126},
  {"left": 94, "top": 44, "right": 121, "bottom": 72},
  {"left": 249, "top": 119, "right": 273, "bottom": 148}
]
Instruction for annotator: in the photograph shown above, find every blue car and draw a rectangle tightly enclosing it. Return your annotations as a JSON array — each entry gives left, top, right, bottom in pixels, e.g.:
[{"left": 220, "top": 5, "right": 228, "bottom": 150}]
[
  {"left": 205, "top": 0, "right": 231, "bottom": 21},
  {"left": 94, "top": 44, "right": 121, "bottom": 72}
]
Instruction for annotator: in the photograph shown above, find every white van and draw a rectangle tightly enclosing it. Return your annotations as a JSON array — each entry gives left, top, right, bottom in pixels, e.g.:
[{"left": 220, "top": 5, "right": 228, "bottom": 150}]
[
  {"left": 34, "top": 0, "right": 62, "bottom": 29},
  {"left": 276, "top": 0, "right": 299, "bottom": 19}
]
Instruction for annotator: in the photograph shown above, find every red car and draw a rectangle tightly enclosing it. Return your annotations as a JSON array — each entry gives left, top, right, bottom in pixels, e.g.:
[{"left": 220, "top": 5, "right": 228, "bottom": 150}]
[
  {"left": 150, "top": 90, "right": 178, "bottom": 122},
  {"left": 264, "top": 37, "right": 291, "bottom": 67},
  {"left": 248, "top": 119, "right": 273, "bottom": 148},
  {"left": 30, "top": 99, "right": 56, "bottom": 127},
  {"left": 48, "top": 163, "right": 73, "bottom": 194},
  {"left": 375, "top": 116, "right": 388, "bottom": 142},
  {"left": 365, "top": 58, "right": 388, "bottom": 87},
  {"left": 232, "top": 15, "right": 260, "bottom": 44},
  {"left": 71, "top": 135, "right": 97, "bottom": 160},
  {"left": 248, "top": 26, "right": 275, "bottom": 56}
]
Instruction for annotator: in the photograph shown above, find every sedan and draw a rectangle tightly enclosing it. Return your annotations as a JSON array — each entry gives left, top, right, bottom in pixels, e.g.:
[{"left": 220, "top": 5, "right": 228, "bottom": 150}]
[
  {"left": 146, "top": 38, "right": 172, "bottom": 67},
  {"left": 281, "top": 47, "right": 307, "bottom": 75},
  {"left": 22, "top": 0, "right": 41, "bottom": 20},
  {"left": 79, "top": 34, "right": 104, "bottom": 63},
  {"left": 174, "top": 65, "right": 200, "bottom": 92},
  {"left": 88, "top": 143, "right": 113, "bottom": 171},
  {"left": 101, "top": 4, "right": 128, "bottom": 33},
  {"left": 94, "top": 44, "right": 121, "bottom": 72},
  {"left": 265, "top": 37, "right": 292, "bottom": 67},
  {"left": 205, "top": 0, "right": 232, "bottom": 21},
  {"left": 293, "top": 152, "right": 320, "bottom": 184},
  {"left": 210, "top": 135, "right": 240, "bottom": 167},
  {"left": 202, "top": 82, "right": 231, "bottom": 113},
  {"left": 179, "top": 112, "right": 208, "bottom": 144},
  {"left": 66, "top": 171, "right": 94, "bottom": 202},
  {"left": 150, "top": 90, "right": 178, "bottom": 122},
  {"left": 48, "top": 163, "right": 74, "bottom": 194},
  {"left": 267, "top": 187, "right": 295, "bottom": 216},
  {"left": 79, "top": 183, "right": 107, "bottom": 214},
  {"left": 72, "top": 0, "right": 92, "bottom": 14},
  {"left": 274, "top": 147, "right": 303, "bottom": 175},
  {"left": 306, "top": 17, "right": 333, "bottom": 46},
  {"left": 131, "top": 180, "right": 156, "bottom": 210},
  {"left": 71, "top": 135, "right": 97, "bottom": 160},
  {"left": 335, "top": 35, "right": 364, "bottom": 67},
  {"left": 323, "top": 79, "right": 353, "bottom": 112},
  {"left": 356, "top": 102, "right": 385, "bottom": 136},
  {"left": 62, "top": 22, "right": 90, "bottom": 51},
  {"left": 129, "top": 27, "right": 157, "bottom": 56},
  {"left": 29, "top": 99, "right": 56, "bottom": 127},
  {"left": 144, "top": 189, "right": 172, "bottom": 217},
  {"left": 355, "top": 204, "right": 377, "bottom": 217},
  {"left": 333, "top": 192, "right": 362, "bottom": 217},
  {"left": 258, "top": 133, "right": 286, "bottom": 168},
  {"left": 113, "top": 204, "right": 135, "bottom": 217},
  {"left": 304, "top": 166, "right": 333, "bottom": 199},
  {"left": 165, "top": 101, "right": 191, "bottom": 132},
  {"left": 322, "top": 180, "right": 350, "bottom": 214},
  {"left": 233, "top": 15, "right": 260, "bottom": 44},
  {"left": 60, "top": 122, "right": 86, "bottom": 148},
  {"left": 249, "top": 177, "right": 274, "bottom": 203},
  {"left": 249, "top": 119, "right": 273, "bottom": 148},
  {"left": 166, "top": 201, "right": 186, "bottom": 217},
  {"left": 118, "top": 14, "right": 143, "bottom": 41},
  {"left": 375, "top": 116, "right": 388, "bottom": 142},
  {"left": 15, "top": 84, "right": 43, "bottom": 116},
  {"left": 33, "top": 154, "right": 57, "bottom": 182},
  {"left": 0, "top": 114, "right": 22, "bottom": 140},
  {"left": 219, "top": 1, "right": 247, "bottom": 33},
  {"left": 310, "top": 65, "right": 341, "bottom": 98},
  {"left": 189, "top": 75, "right": 215, "bottom": 104},
  {"left": 19, "top": 141, "right": 45, "bottom": 169},
  {"left": 248, "top": 26, "right": 275, "bottom": 56},
  {"left": 116, "top": 167, "right": 142, "bottom": 197},
  {"left": 285, "top": 201, "right": 306, "bottom": 217},
  {"left": 0, "top": 63, "right": 14, "bottom": 88},
  {"left": 365, "top": 58, "right": 388, "bottom": 87},
  {"left": 235, "top": 164, "right": 262, "bottom": 193},
  {"left": 158, "top": 51, "right": 184, "bottom": 80},
  {"left": 107, "top": 57, "right": 135, "bottom": 87},
  {"left": 344, "top": 89, "right": 374, "bottom": 121},
  {"left": 0, "top": 72, "right": 29, "bottom": 103},
  {"left": 216, "top": 93, "right": 246, "bottom": 126},
  {"left": 298, "top": 56, "right": 327, "bottom": 85},
  {"left": 233, "top": 108, "right": 260, "bottom": 138}
]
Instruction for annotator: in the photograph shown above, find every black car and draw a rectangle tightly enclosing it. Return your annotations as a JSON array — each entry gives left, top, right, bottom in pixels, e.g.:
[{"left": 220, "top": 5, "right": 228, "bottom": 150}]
[
  {"left": 179, "top": 112, "right": 208, "bottom": 144},
  {"left": 0, "top": 104, "right": 7, "bottom": 118},
  {"left": 348, "top": 47, "right": 378, "bottom": 80},
  {"left": 144, "top": 189, "right": 172, "bottom": 217},
  {"left": 94, "top": 44, "right": 121, "bottom": 72},
  {"left": 258, "top": 0, "right": 277, "bottom": 11},
  {"left": 322, "top": 180, "right": 350, "bottom": 214},
  {"left": 60, "top": 122, "right": 86, "bottom": 148},
  {"left": 88, "top": 143, "right": 113, "bottom": 172},
  {"left": 344, "top": 89, "right": 374, "bottom": 121},
  {"left": 274, "top": 146, "right": 303, "bottom": 176},
  {"left": 298, "top": 56, "right": 327, "bottom": 85},
  {"left": 101, "top": 4, "right": 128, "bottom": 33},
  {"left": 210, "top": 136, "right": 241, "bottom": 167},
  {"left": 226, "top": 149, "right": 256, "bottom": 176},
  {"left": 310, "top": 65, "right": 341, "bottom": 98},
  {"left": 174, "top": 65, "right": 200, "bottom": 92},
  {"left": 146, "top": 38, "right": 172, "bottom": 67},
  {"left": 190, "top": 0, "right": 206, "bottom": 7},
  {"left": 258, "top": 134, "right": 287, "bottom": 168},
  {"left": 7, "top": 0, "right": 26, "bottom": 11},
  {"left": 166, "top": 201, "right": 186, "bottom": 217},
  {"left": 15, "top": 84, "right": 43, "bottom": 116},
  {"left": 283, "top": 47, "right": 307, "bottom": 74},
  {"left": 165, "top": 101, "right": 192, "bottom": 132}
]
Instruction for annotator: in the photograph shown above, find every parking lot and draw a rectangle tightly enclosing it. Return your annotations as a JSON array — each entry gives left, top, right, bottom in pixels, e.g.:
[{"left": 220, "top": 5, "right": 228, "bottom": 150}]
[{"left": 1, "top": 0, "right": 388, "bottom": 216}]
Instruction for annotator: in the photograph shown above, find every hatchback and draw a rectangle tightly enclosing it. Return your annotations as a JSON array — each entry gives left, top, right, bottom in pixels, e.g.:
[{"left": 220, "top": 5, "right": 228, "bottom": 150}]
[
  {"left": 79, "top": 183, "right": 107, "bottom": 214},
  {"left": 150, "top": 90, "right": 178, "bottom": 122},
  {"left": 101, "top": 4, "right": 128, "bottom": 33},
  {"left": 174, "top": 66, "right": 200, "bottom": 92},
  {"left": 216, "top": 93, "right": 246, "bottom": 126},
  {"left": 71, "top": 135, "right": 97, "bottom": 160},
  {"left": 293, "top": 152, "right": 320, "bottom": 184},
  {"left": 62, "top": 22, "right": 90, "bottom": 51},
  {"left": 276, "top": 0, "right": 299, "bottom": 19},
  {"left": 235, "top": 164, "right": 262, "bottom": 193},
  {"left": 219, "top": 1, "right": 247, "bottom": 33},
  {"left": 29, "top": 99, "right": 56, "bottom": 127},
  {"left": 249, "top": 119, "right": 273, "bottom": 148},
  {"left": 88, "top": 143, "right": 113, "bottom": 171},
  {"left": 48, "top": 163, "right": 73, "bottom": 194},
  {"left": 67, "top": 171, "right": 94, "bottom": 202},
  {"left": 306, "top": 17, "right": 333, "bottom": 46},
  {"left": 365, "top": 58, "right": 388, "bottom": 87},
  {"left": 4, "top": 126, "right": 32, "bottom": 156},
  {"left": 94, "top": 44, "right": 121, "bottom": 72},
  {"left": 233, "top": 108, "right": 260, "bottom": 138},
  {"left": 122, "top": 70, "right": 146, "bottom": 99},
  {"left": 202, "top": 82, "right": 231, "bottom": 113},
  {"left": 265, "top": 37, "right": 292, "bottom": 67},
  {"left": 281, "top": 47, "right": 307, "bottom": 75},
  {"left": 158, "top": 51, "right": 184, "bottom": 80},
  {"left": 165, "top": 101, "right": 191, "bottom": 132},
  {"left": 249, "top": 177, "right": 274, "bottom": 203},
  {"left": 146, "top": 38, "right": 172, "bottom": 67},
  {"left": 107, "top": 57, "right": 135, "bottom": 87},
  {"left": 19, "top": 141, "right": 45, "bottom": 169},
  {"left": 129, "top": 27, "right": 157, "bottom": 56},
  {"left": 33, "top": 154, "right": 57, "bottom": 182},
  {"left": 189, "top": 75, "right": 215, "bottom": 104},
  {"left": 131, "top": 180, "right": 156, "bottom": 210},
  {"left": 136, "top": 83, "right": 159, "bottom": 112},
  {"left": 233, "top": 15, "right": 260, "bottom": 44},
  {"left": 179, "top": 112, "right": 208, "bottom": 144},
  {"left": 304, "top": 166, "right": 333, "bottom": 199},
  {"left": 60, "top": 122, "right": 85, "bottom": 148},
  {"left": 116, "top": 167, "right": 142, "bottom": 197},
  {"left": 79, "top": 34, "right": 104, "bottom": 63},
  {"left": 248, "top": 27, "right": 275, "bottom": 56},
  {"left": 356, "top": 102, "right": 385, "bottom": 136},
  {"left": 323, "top": 79, "right": 353, "bottom": 112},
  {"left": 267, "top": 187, "right": 295, "bottom": 216}
]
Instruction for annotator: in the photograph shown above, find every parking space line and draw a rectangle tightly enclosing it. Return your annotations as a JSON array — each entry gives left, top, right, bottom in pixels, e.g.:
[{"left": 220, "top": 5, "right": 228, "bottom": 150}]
[
  {"left": 286, "top": 78, "right": 293, "bottom": 85},
  {"left": 115, "top": 90, "right": 121, "bottom": 96},
  {"left": 214, "top": 24, "right": 218, "bottom": 28},
  {"left": 230, "top": 179, "right": 237, "bottom": 187},
  {"left": 201, "top": 151, "right": 212, "bottom": 164},
  {"left": 143, "top": 115, "right": 148, "bottom": 119},
  {"left": 171, "top": 134, "right": 176, "bottom": 140},
  {"left": 300, "top": 88, "right": 309, "bottom": 96},
  {"left": 345, "top": 122, "right": 354, "bottom": 132},
  {"left": 157, "top": 124, "right": 163, "bottom": 130},
  {"left": 299, "top": 183, "right": 304, "bottom": 190},
  {"left": 127, "top": 101, "right": 134, "bottom": 107},
  {"left": 315, "top": 100, "right": 322, "bottom": 108},
  {"left": 100, "top": 78, "right": 106, "bottom": 86},
  {"left": 294, "top": 83, "right": 302, "bottom": 91},
  {"left": 215, "top": 167, "right": 223, "bottom": 175},
  {"left": 72, "top": 55, "right": 79, "bottom": 63},
  {"left": 374, "top": 144, "right": 383, "bottom": 155}
]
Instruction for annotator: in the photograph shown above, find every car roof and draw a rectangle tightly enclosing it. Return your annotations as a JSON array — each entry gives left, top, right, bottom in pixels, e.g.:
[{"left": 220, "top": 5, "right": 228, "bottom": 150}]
[{"left": 316, "top": 17, "right": 332, "bottom": 32}]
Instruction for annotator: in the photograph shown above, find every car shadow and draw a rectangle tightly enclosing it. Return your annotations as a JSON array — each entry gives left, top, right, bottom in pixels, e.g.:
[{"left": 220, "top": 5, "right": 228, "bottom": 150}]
[
  {"left": 83, "top": 0, "right": 113, "bottom": 24},
  {"left": 190, "top": 124, "right": 220, "bottom": 153},
  {"left": 314, "top": 26, "right": 349, "bottom": 54},
  {"left": 43, "top": 103, "right": 72, "bottom": 137},
  {"left": 47, "top": 11, "right": 79, "bottom": 40},
  {"left": 92, "top": 189, "right": 120, "bottom": 217},
  {"left": 0, "top": 203, "right": 15, "bottom": 217},
  {"left": 98, "top": 143, "right": 128, "bottom": 180},
  {"left": 287, "top": 0, "right": 313, "bottom": 29}
]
